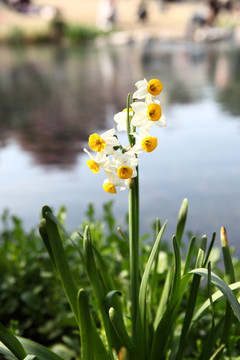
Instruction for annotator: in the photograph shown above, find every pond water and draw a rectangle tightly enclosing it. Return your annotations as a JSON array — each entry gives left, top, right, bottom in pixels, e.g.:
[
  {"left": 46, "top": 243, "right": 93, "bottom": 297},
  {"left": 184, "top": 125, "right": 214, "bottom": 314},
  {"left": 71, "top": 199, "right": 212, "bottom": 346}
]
[{"left": 0, "top": 41, "right": 240, "bottom": 254}]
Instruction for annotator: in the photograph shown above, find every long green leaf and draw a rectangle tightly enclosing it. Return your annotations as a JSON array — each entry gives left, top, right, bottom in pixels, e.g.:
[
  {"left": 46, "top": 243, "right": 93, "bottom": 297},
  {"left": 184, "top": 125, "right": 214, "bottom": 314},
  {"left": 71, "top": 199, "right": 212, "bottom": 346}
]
[
  {"left": 40, "top": 207, "right": 79, "bottom": 321},
  {"left": 176, "top": 198, "right": 188, "bottom": 245},
  {"left": 46, "top": 211, "right": 84, "bottom": 261},
  {"left": 109, "top": 307, "right": 137, "bottom": 360},
  {"left": 90, "top": 317, "right": 111, "bottom": 360},
  {"left": 149, "top": 236, "right": 190, "bottom": 360},
  {"left": 170, "top": 236, "right": 181, "bottom": 304},
  {"left": 150, "top": 273, "right": 192, "bottom": 360},
  {"left": 18, "top": 337, "right": 64, "bottom": 360},
  {"left": 0, "top": 343, "right": 18, "bottom": 359},
  {"left": 191, "top": 282, "right": 240, "bottom": 324},
  {"left": 176, "top": 236, "right": 207, "bottom": 359},
  {"left": 183, "top": 236, "right": 196, "bottom": 274},
  {"left": 0, "top": 323, "right": 27, "bottom": 360},
  {"left": 216, "top": 227, "right": 236, "bottom": 359},
  {"left": 199, "top": 263, "right": 216, "bottom": 360},
  {"left": 39, "top": 219, "right": 56, "bottom": 269},
  {"left": 203, "top": 232, "right": 216, "bottom": 267},
  {"left": 154, "top": 267, "right": 172, "bottom": 329},
  {"left": 83, "top": 226, "right": 114, "bottom": 359},
  {"left": 209, "top": 344, "right": 226, "bottom": 360},
  {"left": 77, "top": 289, "right": 94, "bottom": 360},
  {"left": 190, "top": 268, "right": 240, "bottom": 322},
  {"left": 137, "top": 221, "right": 167, "bottom": 356}
]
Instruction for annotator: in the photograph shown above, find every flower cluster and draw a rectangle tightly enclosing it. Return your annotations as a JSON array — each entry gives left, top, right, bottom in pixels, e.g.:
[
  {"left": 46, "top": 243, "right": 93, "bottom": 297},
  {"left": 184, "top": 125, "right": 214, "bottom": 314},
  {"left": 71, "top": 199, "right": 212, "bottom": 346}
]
[{"left": 84, "top": 78, "right": 166, "bottom": 194}]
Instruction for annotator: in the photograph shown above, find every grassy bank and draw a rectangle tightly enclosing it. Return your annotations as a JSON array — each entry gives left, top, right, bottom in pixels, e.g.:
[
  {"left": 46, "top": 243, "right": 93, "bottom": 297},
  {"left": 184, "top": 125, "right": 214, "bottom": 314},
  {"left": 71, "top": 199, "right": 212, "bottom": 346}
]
[
  {"left": 1, "top": 202, "right": 240, "bottom": 359},
  {"left": 0, "top": 21, "right": 108, "bottom": 45}
]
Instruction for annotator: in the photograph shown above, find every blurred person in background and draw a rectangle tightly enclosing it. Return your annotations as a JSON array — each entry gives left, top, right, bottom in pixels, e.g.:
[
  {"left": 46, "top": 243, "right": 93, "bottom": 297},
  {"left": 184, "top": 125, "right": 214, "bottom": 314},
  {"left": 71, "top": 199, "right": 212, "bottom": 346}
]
[
  {"left": 97, "top": 0, "right": 117, "bottom": 30},
  {"left": 2, "top": 0, "right": 57, "bottom": 18},
  {"left": 138, "top": 0, "right": 148, "bottom": 22}
]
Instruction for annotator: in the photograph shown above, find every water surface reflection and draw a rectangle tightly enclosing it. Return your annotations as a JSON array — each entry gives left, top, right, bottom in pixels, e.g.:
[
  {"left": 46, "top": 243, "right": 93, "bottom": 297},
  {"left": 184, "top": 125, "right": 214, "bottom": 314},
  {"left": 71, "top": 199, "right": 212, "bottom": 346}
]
[{"left": 0, "top": 42, "right": 240, "bottom": 253}]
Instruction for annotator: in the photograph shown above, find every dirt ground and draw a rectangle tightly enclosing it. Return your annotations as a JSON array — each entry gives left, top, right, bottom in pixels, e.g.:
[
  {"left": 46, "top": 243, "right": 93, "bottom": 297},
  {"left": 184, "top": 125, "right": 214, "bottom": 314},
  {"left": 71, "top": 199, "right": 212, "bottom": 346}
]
[{"left": 0, "top": 0, "right": 206, "bottom": 40}]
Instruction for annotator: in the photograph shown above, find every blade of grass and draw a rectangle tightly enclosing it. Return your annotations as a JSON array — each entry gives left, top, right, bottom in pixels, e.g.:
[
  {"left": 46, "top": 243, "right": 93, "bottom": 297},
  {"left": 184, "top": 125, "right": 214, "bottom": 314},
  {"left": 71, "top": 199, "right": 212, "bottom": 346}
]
[
  {"left": 150, "top": 219, "right": 161, "bottom": 296},
  {"left": 170, "top": 236, "right": 182, "bottom": 303},
  {"left": 46, "top": 211, "right": 84, "bottom": 261},
  {"left": 191, "top": 282, "right": 240, "bottom": 325},
  {"left": 0, "top": 344, "right": 19, "bottom": 360},
  {"left": 137, "top": 221, "right": 167, "bottom": 358},
  {"left": 216, "top": 227, "right": 236, "bottom": 359},
  {"left": 77, "top": 289, "right": 94, "bottom": 360},
  {"left": 18, "top": 337, "right": 65, "bottom": 360},
  {"left": 149, "top": 237, "right": 190, "bottom": 360},
  {"left": 209, "top": 344, "right": 226, "bottom": 360},
  {"left": 154, "top": 267, "right": 173, "bottom": 329},
  {"left": 105, "top": 290, "right": 124, "bottom": 353},
  {"left": 203, "top": 232, "right": 216, "bottom": 267},
  {"left": 83, "top": 226, "right": 114, "bottom": 359},
  {"left": 176, "top": 198, "right": 188, "bottom": 245},
  {"left": 150, "top": 273, "right": 192, "bottom": 360},
  {"left": 199, "top": 262, "right": 216, "bottom": 360},
  {"left": 0, "top": 323, "right": 27, "bottom": 360},
  {"left": 190, "top": 268, "right": 240, "bottom": 322},
  {"left": 109, "top": 307, "right": 138, "bottom": 360},
  {"left": 221, "top": 227, "right": 235, "bottom": 284},
  {"left": 176, "top": 235, "right": 207, "bottom": 359},
  {"left": 183, "top": 236, "right": 196, "bottom": 274},
  {"left": 40, "top": 207, "right": 79, "bottom": 322},
  {"left": 90, "top": 316, "right": 111, "bottom": 360}
]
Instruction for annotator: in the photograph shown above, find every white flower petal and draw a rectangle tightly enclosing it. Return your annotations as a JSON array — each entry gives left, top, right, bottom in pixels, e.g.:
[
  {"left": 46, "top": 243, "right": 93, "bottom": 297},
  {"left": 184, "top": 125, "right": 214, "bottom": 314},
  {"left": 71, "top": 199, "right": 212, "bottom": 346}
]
[
  {"left": 135, "top": 78, "right": 148, "bottom": 88},
  {"left": 145, "top": 94, "right": 161, "bottom": 105},
  {"left": 133, "top": 88, "right": 148, "bottom": 99},
  {"left": 131, "top": 112, "right": 148, "bottom": 127},
  {"left": 156, "top": 114, "right": 167, "bottom": 127},
  {"left": 131, "top": 143, "right": 144, "bottom": 154},
  {"left": 83, "top": 148, "right": 92, "bottom": 158},
  {"left": 131, "top": 101, "right": 146, "bottom": 113},
  {"left": 102, "top": 128, "right": 116, "bottom": 137}
]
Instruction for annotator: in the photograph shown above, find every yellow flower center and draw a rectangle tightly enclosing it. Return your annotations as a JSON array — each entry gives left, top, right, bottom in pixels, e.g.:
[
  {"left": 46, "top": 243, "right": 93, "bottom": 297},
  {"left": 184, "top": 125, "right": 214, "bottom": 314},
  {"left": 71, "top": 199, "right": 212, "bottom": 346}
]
[
  {"left": 122, "top": 108, "right": 133, "bottom": 113},
  {"left": 117, "top": 166, "right": 133, "bottom": 179},
  {"left": 86, "top": 159, "right": 99, "bottom": 174},
  {"left": 147, "top": 104, "right": 162, "bottom": 121},
  {"left": 122, "top": 107, "right": 133, "bottom": 120},
  {"left": 147, "top": 79, "right": 163, "bottom": 95},
  {"left": 88, "top": 133, "right": 106, "bottom": 152},
  {"left": 103, "top": 182, "right": 117, "bottom": 194},
  {"left": 141, "top": 136, "right": 158, "bottom": 152}
]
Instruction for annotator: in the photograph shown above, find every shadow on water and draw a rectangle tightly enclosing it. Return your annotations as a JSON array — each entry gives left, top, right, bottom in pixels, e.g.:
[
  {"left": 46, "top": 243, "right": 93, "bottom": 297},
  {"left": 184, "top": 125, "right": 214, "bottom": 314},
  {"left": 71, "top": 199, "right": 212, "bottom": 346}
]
[{"left": 0, "top": 41, "right": 240, "bottom": 253}]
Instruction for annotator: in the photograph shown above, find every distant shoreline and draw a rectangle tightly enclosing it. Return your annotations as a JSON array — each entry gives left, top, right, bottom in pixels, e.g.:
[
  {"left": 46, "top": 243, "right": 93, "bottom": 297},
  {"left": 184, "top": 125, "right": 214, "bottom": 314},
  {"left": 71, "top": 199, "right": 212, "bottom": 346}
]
[{"left": 0, "top": 0, "right": 239, "bottom": 44}]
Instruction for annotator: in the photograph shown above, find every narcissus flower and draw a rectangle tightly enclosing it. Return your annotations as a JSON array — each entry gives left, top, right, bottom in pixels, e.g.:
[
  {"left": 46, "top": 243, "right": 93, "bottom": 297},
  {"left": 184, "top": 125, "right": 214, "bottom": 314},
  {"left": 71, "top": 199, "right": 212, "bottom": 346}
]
[
  {"left": 141, "top": 136, "right": 158, "bottom": 152},
  {"left": 84, "top": 149, "right": 110, "bottom": 174},
  {"left": 114, "top": 108, "right": 134, "bottom": 132},
  {"left": 85, "top": 76, "right": 166, "bottom": 193},
  {"left": 103, "top": 171, "right": 129, "bottom": 193},
  {"left": 131, "top": 129, "right": 158, "bottom": 154},
  {"left": 109, "top": 151, "right": 139, "bottom": 179},
  {"left": 103, "top": 182, "right": 117, "bottom": 194},
  {"left": 133, "top": 78, "right": 163, "bottom": 99},
  {"left": 131, "top": 96, "right": 166, "bottom": 129},
  {"left": 88, "top": 128, "right": 120, "bottom": 154}
]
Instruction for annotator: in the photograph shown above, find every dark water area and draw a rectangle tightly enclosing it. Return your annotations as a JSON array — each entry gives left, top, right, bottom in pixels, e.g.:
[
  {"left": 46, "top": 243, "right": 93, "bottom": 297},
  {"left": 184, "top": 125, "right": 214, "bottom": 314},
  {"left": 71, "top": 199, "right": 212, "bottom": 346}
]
[{"left": 0, "top": 41, "right": 240, "bottom": 255}]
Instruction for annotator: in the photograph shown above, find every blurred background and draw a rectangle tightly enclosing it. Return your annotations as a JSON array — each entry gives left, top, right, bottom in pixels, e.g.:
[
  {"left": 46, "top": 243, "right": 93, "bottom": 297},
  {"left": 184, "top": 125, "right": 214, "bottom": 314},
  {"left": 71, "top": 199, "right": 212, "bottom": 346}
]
[{"left": 0, "top": 0, "right": 240, "bottom": 252}]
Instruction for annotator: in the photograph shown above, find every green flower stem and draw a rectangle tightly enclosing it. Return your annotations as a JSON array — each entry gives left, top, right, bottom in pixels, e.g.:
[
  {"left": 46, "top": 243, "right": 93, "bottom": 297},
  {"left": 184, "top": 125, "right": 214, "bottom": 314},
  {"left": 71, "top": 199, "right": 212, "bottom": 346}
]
[
  {"left": 126, "top": 92, "right": 139, "bottom": 342},
  {"left": 129, "top": 171, "right": 139, "bottom": 342},
  {"left": 127, "top": 93, "right": 135, "bottom": 147}
]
